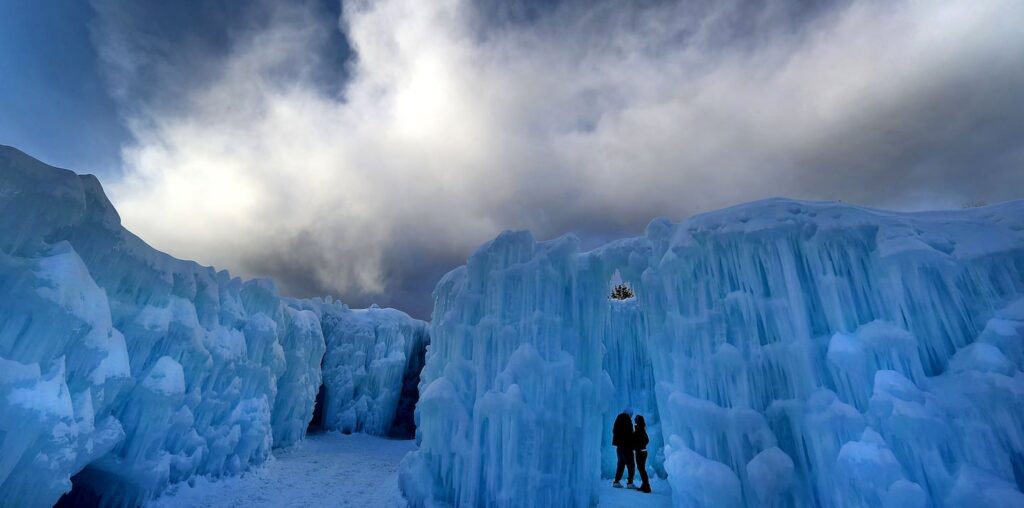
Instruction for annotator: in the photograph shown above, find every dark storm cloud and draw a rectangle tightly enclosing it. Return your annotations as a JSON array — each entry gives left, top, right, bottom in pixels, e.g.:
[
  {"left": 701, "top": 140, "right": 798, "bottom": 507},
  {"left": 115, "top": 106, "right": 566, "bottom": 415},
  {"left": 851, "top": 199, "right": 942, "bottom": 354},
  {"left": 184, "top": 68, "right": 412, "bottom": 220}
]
[
  {"left": 789, "top": 63, "right": 1024, "bottom": 209},
  {"left": 0, "top": 0, "right": 129, "bottom": 176},
  {"left": 81, "top": 0, "right": 1024, "bottom": 319},
  {"left": 89, "top": 0, "right": 351, "bottom": 110},
  {"left": 242, "top": 227, "right": 469, "bottom": 319}
]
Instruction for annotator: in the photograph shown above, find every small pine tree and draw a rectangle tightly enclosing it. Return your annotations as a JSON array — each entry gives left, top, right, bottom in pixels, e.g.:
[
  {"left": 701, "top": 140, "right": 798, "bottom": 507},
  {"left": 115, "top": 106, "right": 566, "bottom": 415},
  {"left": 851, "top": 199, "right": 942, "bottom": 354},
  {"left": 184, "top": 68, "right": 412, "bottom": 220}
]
[{"left": 610, "top": 284, "right": 634, "bottom": 300}]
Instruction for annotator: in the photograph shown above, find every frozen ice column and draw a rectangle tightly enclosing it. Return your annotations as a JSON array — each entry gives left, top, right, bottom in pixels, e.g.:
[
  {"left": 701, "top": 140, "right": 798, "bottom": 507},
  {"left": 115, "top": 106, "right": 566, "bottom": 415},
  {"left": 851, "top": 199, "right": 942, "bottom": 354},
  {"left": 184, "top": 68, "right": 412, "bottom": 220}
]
[{"left": 401, "top": 231, "right": 608, "bottom": 508}]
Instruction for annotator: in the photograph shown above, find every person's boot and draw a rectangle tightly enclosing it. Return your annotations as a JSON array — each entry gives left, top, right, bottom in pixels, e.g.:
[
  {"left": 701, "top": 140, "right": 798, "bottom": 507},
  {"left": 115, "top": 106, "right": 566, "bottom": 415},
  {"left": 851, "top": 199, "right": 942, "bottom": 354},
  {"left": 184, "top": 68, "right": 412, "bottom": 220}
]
[
  {"left": 626, "top": 482, "right": 637, "bottom": 490},
  {"left": 639, "top": 483, "right": 652, "bottom": 493},
  {"left": 612, "top": 481, "right": 622, "bottom": 488}
]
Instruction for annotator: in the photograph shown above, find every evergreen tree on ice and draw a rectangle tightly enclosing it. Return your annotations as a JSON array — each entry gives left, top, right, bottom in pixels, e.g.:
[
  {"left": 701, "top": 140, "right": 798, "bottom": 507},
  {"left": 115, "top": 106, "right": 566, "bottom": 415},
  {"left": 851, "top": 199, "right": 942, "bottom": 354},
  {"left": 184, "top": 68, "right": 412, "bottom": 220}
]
[{"left": 610, "top": 283, "right": 635, "bottom": 300}]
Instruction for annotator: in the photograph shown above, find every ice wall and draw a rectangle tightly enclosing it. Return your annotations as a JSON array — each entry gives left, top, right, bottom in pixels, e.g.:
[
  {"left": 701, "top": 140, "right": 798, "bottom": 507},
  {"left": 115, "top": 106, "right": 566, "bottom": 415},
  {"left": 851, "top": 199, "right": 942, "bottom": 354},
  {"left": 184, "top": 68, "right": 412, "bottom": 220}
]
[
  {"left": 402, "top": 198, "right": 1024, "bottom": 507},
  {"left": 400, "top": 231, "right": 608, "bottom": 508},
  {"left": 289, "top": 299, "right": 429, "bottom": 436},
  {"left": 0, "top": 146, "right": 330, "bottom": 507}
]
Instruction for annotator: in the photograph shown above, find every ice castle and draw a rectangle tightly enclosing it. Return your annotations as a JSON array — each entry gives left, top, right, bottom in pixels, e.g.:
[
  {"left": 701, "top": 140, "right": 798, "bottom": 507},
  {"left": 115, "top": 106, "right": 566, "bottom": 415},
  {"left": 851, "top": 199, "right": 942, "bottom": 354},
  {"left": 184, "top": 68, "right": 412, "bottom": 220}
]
[{"left": 2, "top": 144, "right": 1023, "bottom": 507}]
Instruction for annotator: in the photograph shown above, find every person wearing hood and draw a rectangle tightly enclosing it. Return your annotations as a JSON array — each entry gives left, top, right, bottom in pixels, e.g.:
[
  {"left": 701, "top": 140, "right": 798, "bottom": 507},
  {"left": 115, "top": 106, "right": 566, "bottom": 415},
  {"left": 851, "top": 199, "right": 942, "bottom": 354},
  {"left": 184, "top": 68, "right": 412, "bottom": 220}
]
[{"left": 611, "top": 411, "right": 636, "bottom": 489}]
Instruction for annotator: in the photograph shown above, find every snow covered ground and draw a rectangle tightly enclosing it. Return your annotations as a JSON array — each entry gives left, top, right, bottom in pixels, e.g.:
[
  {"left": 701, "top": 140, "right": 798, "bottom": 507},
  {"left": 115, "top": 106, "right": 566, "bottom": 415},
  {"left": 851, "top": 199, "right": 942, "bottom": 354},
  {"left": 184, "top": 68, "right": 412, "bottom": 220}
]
[
  {"left": 597, "top": 478, "right": 673, "bottom": 508},
  {"left": 152, "top": 432, "right": 671, "bottom": 508},
  {"left": 151, "top": 433, "right": 415, "bottom": 508}
]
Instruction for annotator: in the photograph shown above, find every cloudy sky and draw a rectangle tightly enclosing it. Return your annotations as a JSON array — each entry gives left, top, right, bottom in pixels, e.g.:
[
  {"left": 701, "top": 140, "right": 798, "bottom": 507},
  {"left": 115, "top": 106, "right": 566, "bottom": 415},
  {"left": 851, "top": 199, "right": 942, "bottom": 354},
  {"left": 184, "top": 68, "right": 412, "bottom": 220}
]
[{"left": 2, "top": 0, "right": 1023, "bottom": 318}]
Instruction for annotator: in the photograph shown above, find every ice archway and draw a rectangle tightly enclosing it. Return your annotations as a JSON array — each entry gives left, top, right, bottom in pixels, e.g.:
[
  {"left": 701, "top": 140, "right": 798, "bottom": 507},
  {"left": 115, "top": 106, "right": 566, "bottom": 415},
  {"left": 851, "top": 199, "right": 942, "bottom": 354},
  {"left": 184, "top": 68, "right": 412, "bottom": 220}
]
[{"left": 601, "top": 294, "right": 665, "bottom": 480}]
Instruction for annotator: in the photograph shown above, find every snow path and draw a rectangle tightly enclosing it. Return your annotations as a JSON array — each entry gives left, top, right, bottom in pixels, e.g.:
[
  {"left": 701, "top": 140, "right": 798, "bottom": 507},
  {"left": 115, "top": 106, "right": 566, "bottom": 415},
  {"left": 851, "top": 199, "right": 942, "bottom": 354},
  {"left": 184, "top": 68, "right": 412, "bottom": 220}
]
[
  {"left": 152, "top": 431, "right": 672, "bottom": 508},
  {"left": 597, "top": 478, "right": 674, "bottom": 508},
  {"left": 151, "top": 433, "right": 415, "bottom": 508}
]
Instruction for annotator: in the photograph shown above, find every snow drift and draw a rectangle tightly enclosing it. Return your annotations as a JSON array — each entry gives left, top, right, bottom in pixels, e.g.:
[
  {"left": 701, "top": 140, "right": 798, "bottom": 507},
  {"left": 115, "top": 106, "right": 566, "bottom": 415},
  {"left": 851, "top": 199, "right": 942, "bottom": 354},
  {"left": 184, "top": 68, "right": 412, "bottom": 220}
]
[
  {"left": 0, "top": 146, "right": 426, "bottom": 508},
  {"left": 401, "top": 198, "right": 1024, "bottom": 507}
]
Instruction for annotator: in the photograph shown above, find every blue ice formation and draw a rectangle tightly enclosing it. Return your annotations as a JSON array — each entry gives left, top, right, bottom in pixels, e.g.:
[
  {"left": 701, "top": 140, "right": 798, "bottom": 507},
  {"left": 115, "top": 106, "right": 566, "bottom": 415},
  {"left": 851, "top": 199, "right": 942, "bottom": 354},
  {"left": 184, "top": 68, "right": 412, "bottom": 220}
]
[
  {"left": 401, "top": 198, "right": 1024, "bottom": 507},
  {"left": 0, "top": 146, "right": 426, "bottom": 507},
  {"left": 289, "top": 299, "right": 429, "bottom": 436}
]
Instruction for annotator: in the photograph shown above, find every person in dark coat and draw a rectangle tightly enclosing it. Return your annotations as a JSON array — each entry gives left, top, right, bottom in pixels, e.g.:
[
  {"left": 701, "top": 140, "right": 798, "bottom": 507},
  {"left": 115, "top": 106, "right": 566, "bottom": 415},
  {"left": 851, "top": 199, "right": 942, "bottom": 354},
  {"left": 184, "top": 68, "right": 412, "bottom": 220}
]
[
  {"left": 611, "top": 411, "right": 636, "bottom": 488},
  {"left": 633, "top": 415, "right": 652, "bottom": 493}
]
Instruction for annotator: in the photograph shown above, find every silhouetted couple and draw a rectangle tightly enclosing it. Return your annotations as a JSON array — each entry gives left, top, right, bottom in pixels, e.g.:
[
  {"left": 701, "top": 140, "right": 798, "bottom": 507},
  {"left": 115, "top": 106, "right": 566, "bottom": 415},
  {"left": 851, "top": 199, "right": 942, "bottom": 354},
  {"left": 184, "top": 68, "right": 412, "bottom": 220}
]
[{"left": 611, "top": 411, "right": 652, "bottom": 493}]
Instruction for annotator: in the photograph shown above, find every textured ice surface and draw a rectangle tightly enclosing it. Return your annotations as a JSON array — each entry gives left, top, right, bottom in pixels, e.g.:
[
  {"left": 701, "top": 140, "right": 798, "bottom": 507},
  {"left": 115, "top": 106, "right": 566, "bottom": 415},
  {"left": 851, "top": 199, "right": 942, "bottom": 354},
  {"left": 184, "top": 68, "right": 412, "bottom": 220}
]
[
  {"left": 289, "top": 299, "right": 429, "bottom": 436},
  {"left": 401, "top": 197, "right": 1024, "bottom": 507},
  {"left": 0, "top": 146, "right": 430, "bottom": 507},
  {"left": 0, "top": 146, "right": 426, "bottom": 507}
]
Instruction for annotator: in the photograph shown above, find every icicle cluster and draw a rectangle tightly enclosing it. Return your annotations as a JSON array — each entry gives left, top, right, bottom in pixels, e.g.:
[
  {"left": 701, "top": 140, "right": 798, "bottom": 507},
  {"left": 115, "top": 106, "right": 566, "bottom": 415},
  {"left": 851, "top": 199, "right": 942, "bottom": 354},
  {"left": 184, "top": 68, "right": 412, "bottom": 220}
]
[{"left": 402, "top": 198, "right": 1024, "bottom": 507}]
